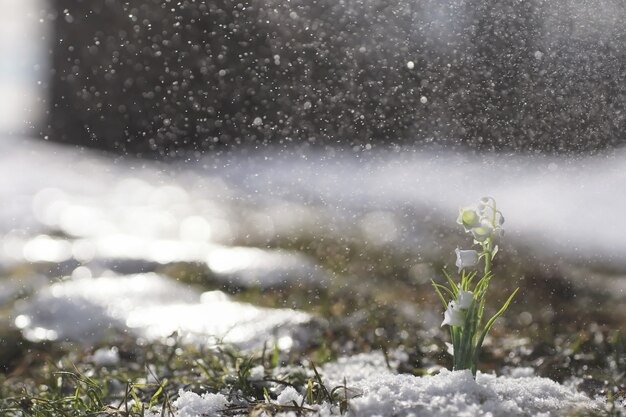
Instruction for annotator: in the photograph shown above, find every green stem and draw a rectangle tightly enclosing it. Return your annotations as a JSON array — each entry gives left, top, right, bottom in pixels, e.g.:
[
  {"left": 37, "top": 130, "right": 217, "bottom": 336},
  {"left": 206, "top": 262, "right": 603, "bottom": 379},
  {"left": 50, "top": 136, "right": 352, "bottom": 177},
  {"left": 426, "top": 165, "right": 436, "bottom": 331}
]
[
  {"left": 483, "top": 242, "right": 491, "bottom": 277},
  {"left": 471, "top": 201, "right": 498, "bottom": 376}
]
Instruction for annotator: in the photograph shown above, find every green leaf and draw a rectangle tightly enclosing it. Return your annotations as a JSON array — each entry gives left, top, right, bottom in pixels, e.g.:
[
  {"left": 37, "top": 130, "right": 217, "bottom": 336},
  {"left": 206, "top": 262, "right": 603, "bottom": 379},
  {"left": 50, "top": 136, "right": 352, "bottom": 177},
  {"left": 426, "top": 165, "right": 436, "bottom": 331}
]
[
  {"left": 431, "top": 280, "right": 453, "bottom": 307},
  {"left": 462, "top": 271, "right": 478, "bottom": 291},
  {"left": 271, "top": 339, "right": 280, "bottom": 369},
  {"left": 307, "top": 379, "right": 314, "bottom": 405},
  {"left": 473, "top": 271, "right": 493, "bottom": 296},
  {"left": 455, "top": 301, "right": 478, "bottom": 369},
  {"left": 149, "top": 382, "right": 165, "bottom": 409},
  {"left": 442, "top": 270, "right": 459, "bottom": 297},
  {"left": 129, "top": 384, "right": 143, "bottom": 413},
  {"left": 474, "top": 288, "right": 520, "bottom": 361}
]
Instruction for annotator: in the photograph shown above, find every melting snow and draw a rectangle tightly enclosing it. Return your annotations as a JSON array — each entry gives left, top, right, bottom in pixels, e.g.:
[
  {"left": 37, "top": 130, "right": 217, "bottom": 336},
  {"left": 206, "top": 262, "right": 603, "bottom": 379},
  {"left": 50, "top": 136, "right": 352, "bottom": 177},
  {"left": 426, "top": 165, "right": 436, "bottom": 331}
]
[
  {"left": 14, "top": 273, "right": 314, "bottom": 349},
  {"left": 91, "top": 346, "right": 120, "bottom": 366},
  {"left": 167, "top": 352, "right": 600, "bottom": 417},
  {"left": 2, "top": 137, "right": 626, "bottom": 269},
  {"left": 320, "top": 353, "right": 600, "bottom": 417},
  {"left": 169, "top": 390, "right": 229, "bottom": 417}
]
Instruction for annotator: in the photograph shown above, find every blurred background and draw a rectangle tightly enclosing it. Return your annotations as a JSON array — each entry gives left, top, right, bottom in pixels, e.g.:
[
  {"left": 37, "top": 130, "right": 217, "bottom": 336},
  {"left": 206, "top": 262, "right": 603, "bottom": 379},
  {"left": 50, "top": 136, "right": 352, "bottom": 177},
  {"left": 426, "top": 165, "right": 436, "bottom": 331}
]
[{"left": 0, "top": 0, "right": 625, "bottom": 382}]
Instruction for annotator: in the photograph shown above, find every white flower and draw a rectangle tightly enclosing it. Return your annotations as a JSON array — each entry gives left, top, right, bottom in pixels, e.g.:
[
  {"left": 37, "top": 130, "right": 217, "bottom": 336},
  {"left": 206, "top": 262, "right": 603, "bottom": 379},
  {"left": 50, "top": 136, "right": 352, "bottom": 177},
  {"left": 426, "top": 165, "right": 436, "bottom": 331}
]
[
  {"left": 455, "top": 248, "right": 479, "bottom": 272},
  {"left": 441, "top": 301, "right": 465, "bottom": 327},
  {"left": 470, "top": 219, "right": 493, "bottom": 242},
  {"left": 456, "top": 207, "right": 481, "bottom": 231},
  {"left": 456, "top": 288, "right": 474, "bottom": 310},
  {"left": 441, "top": 288, "right": 474, "bottom": 327}
]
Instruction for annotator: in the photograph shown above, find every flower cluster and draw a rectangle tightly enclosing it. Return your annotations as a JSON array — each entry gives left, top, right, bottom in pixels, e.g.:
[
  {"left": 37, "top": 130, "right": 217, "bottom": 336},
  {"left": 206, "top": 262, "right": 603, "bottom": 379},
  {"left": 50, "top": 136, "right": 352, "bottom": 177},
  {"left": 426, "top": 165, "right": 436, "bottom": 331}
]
[
  {"left": 432, "top": 197, "right": 518, "bottom": 376},
  {"left": 455, "top": 197, "right": 504, "bottom": 271},
  {"left": 457, "top": 198, "right": 504, "bottom": 241}
]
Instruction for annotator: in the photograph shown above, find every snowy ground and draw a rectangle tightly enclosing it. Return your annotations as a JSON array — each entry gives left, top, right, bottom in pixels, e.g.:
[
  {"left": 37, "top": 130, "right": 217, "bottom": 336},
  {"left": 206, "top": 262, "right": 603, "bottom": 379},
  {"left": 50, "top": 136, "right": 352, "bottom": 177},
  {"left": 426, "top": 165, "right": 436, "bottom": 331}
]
[
  {"left": 3, "top": 135, "right": 626, "bottom": 346},
  {"left": 1, "top": 3, "right": 623, "bottom": 415},
  {"left": 1, "top": 137, "right": 624, "bottom": 416},
  {"left": 164, "top": 352, "right": 601, "bottom": 417},
  {"left": 13, "top": 273, "right": 315, "bottom": 349}
]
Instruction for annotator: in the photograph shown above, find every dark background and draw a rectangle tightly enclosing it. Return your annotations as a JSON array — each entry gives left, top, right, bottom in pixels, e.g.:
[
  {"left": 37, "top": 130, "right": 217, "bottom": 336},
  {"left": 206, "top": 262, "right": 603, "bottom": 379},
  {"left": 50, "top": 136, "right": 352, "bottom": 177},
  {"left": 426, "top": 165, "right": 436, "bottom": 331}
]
[{"left": 46, "top": 0, "right": 626, "bottom": 157}]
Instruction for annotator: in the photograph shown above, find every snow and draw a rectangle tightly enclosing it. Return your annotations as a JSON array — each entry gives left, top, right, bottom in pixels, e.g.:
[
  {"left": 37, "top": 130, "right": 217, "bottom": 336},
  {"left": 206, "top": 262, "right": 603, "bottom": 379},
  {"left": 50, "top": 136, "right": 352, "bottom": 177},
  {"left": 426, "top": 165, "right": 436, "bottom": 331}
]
[
  {"left": 4, "top": 136, "right": 626, "bottom": 271},
  {"left": 214, "top": 147, "right": 626, "bottom": 268},
  {"left": 249, "top": 365, "right": 265, "bottom": 381},
  {"left": 1, "top": 234, "right": 326, "bottom": 288},
  {"left": 91, "top": 347, "right": 120, "bottom": 366},
  {"left": 322, "top": 367, "right": 598, "bottom": 417},
  {"left": 14, "top": 273, "right": 314, "bottom": 349},
  {"left": 167, "top": 352, "right": 600, "bottom": 417},
  {"left": 206, "top": 246, "right": 327, "bottom": 288},
  {"left": 318, "top": 353, "right": 601, "bottom": 416},
  {"left": 5, "top": 136, "right": 626, "bottom": 358},
  {"left": 171, "top": 390, "right": 229, "bottom": 417},
  {"left": 276, "top": 387, "right": 304, "bottom": 406}
]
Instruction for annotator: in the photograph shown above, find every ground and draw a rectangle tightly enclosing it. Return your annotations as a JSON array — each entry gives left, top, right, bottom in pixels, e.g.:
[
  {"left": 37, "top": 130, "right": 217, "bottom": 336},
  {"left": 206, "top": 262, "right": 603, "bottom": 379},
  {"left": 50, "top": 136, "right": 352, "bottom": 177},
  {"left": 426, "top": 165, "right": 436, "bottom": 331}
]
[{"left": 0, "top": 138, "right": 625, "bottom": 416}]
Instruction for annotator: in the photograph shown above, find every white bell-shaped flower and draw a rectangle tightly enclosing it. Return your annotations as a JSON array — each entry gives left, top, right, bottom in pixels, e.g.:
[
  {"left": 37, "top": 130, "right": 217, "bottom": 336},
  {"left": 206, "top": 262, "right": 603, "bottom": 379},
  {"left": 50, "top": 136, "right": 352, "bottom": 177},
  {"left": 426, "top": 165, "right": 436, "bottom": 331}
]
[
  {"left": 470, "top": 219, "right": 493, "bottom": 242},
  {"left": 441, "top": 301, "right": 465, "bottom": 327},
  {"left": 441, "top": 288, "right": 474, "bottom": 327},
  {"left": 455, "top": 248, "right": 479, "bottom": 272},
  {"left": 456, "top": 207, "right": 481, "bottom": 231},
  {"left": 455, "top": 288, "right": 474, "bottom": 310}
]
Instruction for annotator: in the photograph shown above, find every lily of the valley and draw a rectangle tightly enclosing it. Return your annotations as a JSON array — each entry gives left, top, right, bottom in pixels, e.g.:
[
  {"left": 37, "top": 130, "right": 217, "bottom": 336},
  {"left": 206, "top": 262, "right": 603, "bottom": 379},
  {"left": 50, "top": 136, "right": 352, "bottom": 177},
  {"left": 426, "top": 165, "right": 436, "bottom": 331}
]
[
  {"left": 441, "top": 289, "right": 474, "bottom": 327},
  {"left": 459, "top": 198, "right": 505, "bottom": 242},
  {"left": 434, "top": 196, "right": 518, "bottom": 376},
  {"left": 442, "top": 301, "right": 465, "bottom": 327},
  {"left": 455, "top": 248, "right": 479, "bottom": 272},
  {"left": 470, "top": 220, "right": 493, "bottom": 242},
  {"left": 456, "top": 207, "right": 481, "bottom": 230},
  {"left": 456, "top": 288, "right": 474, "bottom": 309}
]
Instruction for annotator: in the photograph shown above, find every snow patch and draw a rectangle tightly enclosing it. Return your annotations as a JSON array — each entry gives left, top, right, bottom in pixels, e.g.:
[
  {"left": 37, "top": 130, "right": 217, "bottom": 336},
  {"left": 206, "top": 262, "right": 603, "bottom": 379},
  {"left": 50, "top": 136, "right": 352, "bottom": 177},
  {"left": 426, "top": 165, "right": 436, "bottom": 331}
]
[
  {"left": 15, "top": 273, "right": 314, "bottom": 349},
  {"left": 91, "top": 347, "right": 120, "bottom": 366},
  {"left": 276, "top": 387, "right": 304, "bottom": 406},
  {"left": 169, "top": 353, "right": 600, "bottom": 416},
  {"left": 172, "top": 390, "right": 229, "bottom": 417},
  {"left": 320, "top": 352, "right": 600, "bottom": 417}
]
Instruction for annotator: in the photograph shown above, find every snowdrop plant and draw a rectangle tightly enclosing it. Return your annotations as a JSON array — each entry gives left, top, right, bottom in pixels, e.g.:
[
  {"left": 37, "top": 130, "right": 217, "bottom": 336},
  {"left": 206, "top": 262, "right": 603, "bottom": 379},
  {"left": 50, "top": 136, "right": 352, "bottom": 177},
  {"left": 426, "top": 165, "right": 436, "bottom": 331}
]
[{"left": 432, "top": 197, "right": 518, "bottom": 376}]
